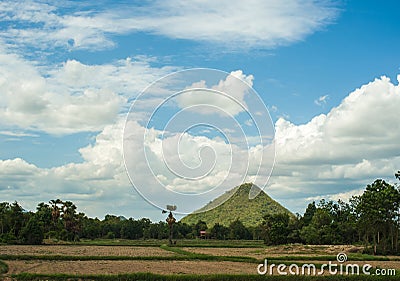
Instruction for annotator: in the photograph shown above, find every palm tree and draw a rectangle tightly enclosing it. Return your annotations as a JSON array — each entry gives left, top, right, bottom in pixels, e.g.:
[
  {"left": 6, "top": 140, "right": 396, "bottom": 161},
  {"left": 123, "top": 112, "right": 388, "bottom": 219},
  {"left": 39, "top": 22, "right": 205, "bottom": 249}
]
[
  {"left": 49, "top": 199, "right": 62, "bottom": 230},
  {"left": 61, "top": 201, "right": 78, "bottom": 239}
]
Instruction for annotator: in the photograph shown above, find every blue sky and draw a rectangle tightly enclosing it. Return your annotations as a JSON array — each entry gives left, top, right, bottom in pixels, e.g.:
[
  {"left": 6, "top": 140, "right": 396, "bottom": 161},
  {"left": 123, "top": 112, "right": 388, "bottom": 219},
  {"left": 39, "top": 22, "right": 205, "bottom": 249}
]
[{"left": 0, "top": 0, "right": 400, "bottom": 221}]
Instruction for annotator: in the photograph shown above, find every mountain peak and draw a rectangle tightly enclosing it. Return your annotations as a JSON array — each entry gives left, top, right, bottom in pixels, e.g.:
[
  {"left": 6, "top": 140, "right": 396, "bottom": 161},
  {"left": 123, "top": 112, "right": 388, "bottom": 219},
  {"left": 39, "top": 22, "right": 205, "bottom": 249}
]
[{"left": 180, "top": 183, "right": 293, "bottom": 227}]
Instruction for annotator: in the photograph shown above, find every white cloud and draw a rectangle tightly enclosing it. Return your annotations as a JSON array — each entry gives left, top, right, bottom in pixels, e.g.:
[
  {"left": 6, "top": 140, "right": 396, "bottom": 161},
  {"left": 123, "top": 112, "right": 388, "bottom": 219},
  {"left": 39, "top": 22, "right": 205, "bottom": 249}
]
[
  {"left": 119, "top": 0, "right": 338, "bottom": 50},
  {"left": 0, "top": 130, "right": 38, "bottom": 137},
  {"left": 0, "top": 1, "right": 114, "bottom": 51},
  {"left": 244, "top": 119, "right": 253, "bottom": 126},
  {"left": 269, "top": 105, "right": 278, "bottom": 112},
  {"left": 0, "top": 158, "right": 42, "bottom": 178},
  {"left": 124, "top": 118, "right": 265, "bottom": 213},
  {"left": 314, "top": 94, "right": 329, "bottom": 106},
  {"left": 176, "top": 70, "right": 254, "bottom": 116},
  {"left": 0, "top": 119, "right": 144, "bottom": 218},
  {"left": 1, "top": 73, "right": 400, "bottom": 218},
  {"left": 0, "top": 51, "right": 118, "bottom": 134},
  {"left": 0, "top": 51, "right": 175, "bottom": 135},
  {"left": 305, "top": 188, "right": 365, "bottom": 204},
  {"left": 266, "top": 75, "right": 400, "bottom": 211},
  {"left": 0, "top": 0, "right": 339, "bottom": 52},
  {"left": 275, "top": 77, "right": 400, "bottom": 165}
]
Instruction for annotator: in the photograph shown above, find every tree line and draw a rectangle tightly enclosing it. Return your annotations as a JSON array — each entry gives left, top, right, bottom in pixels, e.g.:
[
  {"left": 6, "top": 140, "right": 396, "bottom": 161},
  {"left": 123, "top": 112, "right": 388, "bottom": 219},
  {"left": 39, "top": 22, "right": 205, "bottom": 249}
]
[
  {"left": 1, "top": 172, "right": 399, "bottom": 255},
  {"left": 260, "top": 172, "right": 400, "bottom": 255}
]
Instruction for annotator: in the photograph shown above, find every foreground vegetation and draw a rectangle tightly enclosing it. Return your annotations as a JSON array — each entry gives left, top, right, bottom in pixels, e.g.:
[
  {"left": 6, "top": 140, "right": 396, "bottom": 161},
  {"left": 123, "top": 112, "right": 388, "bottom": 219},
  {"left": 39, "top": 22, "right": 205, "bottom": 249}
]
[
  {"left": 1, "top": 243, "right": 398, "bottom": 279},
  {"left": 1, "top": 171, "right": 399, "bottom": 255},
  {"left": 0, "top": 260, "right": 8, "bottom": 274},
  {"left": 74, "top": 238, "right": 264, "bottom": 247},
  {"left": 10, "top": 273, "right": 400, "bottom": 281}
]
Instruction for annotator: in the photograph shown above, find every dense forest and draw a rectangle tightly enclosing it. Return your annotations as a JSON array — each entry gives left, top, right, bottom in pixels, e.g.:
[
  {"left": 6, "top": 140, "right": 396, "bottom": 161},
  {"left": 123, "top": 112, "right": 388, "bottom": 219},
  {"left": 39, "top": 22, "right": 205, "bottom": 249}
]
[{"left": 1, "top": 171, "right": 399, "bottom": 255}]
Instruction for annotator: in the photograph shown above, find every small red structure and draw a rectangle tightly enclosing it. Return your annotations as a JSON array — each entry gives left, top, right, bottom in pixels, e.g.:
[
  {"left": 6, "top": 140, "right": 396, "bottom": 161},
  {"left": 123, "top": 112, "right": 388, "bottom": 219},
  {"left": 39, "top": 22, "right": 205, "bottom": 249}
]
[{"left": 199, "top": 230, "right": 207, "bottom": 239}]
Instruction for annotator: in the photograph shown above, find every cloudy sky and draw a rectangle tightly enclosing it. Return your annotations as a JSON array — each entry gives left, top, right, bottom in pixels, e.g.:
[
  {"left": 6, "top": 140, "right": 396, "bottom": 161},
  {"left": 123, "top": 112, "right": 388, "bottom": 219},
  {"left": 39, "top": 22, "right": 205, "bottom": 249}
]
[{"left": 0, "top": 0, "right": 399, "bottom": 221}]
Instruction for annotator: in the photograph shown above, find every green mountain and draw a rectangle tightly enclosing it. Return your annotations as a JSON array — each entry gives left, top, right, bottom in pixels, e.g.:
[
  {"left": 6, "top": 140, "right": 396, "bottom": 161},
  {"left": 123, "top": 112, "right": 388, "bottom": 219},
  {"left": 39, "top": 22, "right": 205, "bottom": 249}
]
[{"left": 180, "top": 183, "right": 293, "bottom": 227}]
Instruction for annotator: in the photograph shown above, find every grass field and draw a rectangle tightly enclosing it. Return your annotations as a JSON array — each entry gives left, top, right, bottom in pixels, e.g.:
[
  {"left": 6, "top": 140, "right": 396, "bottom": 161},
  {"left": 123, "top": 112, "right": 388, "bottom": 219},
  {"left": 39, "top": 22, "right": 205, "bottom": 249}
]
[{"left": 1, "top": 240, "right": 399, "bottom": 280}]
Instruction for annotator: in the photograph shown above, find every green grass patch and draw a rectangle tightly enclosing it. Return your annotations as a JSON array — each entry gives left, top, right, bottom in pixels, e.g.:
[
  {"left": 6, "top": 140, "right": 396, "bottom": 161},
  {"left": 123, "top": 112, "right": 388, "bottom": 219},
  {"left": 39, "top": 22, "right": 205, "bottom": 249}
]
[
  {"left": 263, "top": 254, "right": 390, "bottom": 262},
  {"left": 347, "top": 253, "right": 394, "bottom": 261},
  {"left": 10, "top": 272, "right": 400, "bottom": 281},
  {"left": 161, "top": 245, "right": 260, "bottom": 263},
  {"left": 58, "top": 238, "right": 165, "bottom": 247},
  {"left": 0, "top": 260, "right": 8, "bottom": 274},
  {"left": 168, "top": 239, "right": 265, "bottom": 248},
  {"left": 67, "top": 239, "right": 265, "bottom": 248}
]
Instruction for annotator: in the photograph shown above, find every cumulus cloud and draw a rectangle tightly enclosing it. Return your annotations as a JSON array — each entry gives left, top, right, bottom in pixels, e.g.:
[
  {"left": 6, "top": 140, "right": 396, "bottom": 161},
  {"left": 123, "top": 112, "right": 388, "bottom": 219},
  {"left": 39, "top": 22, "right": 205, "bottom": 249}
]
[
  {"left": 267, "top": 75, "right": 400, "bottom": 211},
  {"left": 0, "top": 118, "right": 142, "bottom": 218},
  {"left": 276, "top": 76, "right": 400, "bottom": 165},
  {"left": 0, "top": 158, "right": 42, "bottom": 178},
  {"left": 0, "top": 0, "right": 339, "bottom": 52},
  {"left": 0, "top": 51, "right": 175, "bottom": 135},
  {"left": 1, "top": 72, "right": 400, "bottom": 217},
  {"left": 0, "top": 116, "right": 260, "bottom": 215},
  {"left": 124, "top": 118, "right": 268, "bottom": 213},
  {"left": 176, "top": 70, "right": 254, "bottom": 116}
]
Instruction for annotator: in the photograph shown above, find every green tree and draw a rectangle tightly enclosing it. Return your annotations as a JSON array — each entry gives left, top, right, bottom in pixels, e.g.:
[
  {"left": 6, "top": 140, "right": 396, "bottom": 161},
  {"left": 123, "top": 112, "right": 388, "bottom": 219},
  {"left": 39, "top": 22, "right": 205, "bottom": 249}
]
[
  {"left": 173, "top": 222, "right": 193, "bottom": 239},
  {"left": 0, "top": 202, "right": 10, "bottom": 235},
  {"left": 121, "top": 218, "right": 143, "bottom": 239},
  {"left": 60, "top": 201, "right": 81, "bottom": 241},
  {"left": 35, "top": 202, "right": 53, "bottom": 235},
  {"left": 301, "top": 202, "right": 316, "bottom": 227},
  {"left": 20, "top": 215, "right": 44, "bottom": 244},
  {"left": 300, "top": 224, "right": 319, "bottom": 244},
  {"left": 310, "top": 208, "right": 336, "bottom": 244},
  {"left": 229, "top": 219, "right": 251, "bottom": 239},
  {"left": 353, "top": 179, "right": 400, "bottom": 254},
  {"left": 82, "top": 217, "right": 101, "bottom": 239},
  {"left": 287, "top": 214, "right": 302, "bottom": 243},
  {"left": 261, "top": 213, "right": 290, "bottom": 245},
  {"left": 9, "top": 201, "right": 24, "bottom": 237},
  {"left": 102, "top": 215, "right": 122, "bottom": 238},
  {"left": 210, "top": 223, "right": 229, "bottom": 240},
  {"left": 0, "top": 202, "right": 17, "bottom": 243},
  {"left": 49, "top": 199, "right": 63, "bottom": 232}
]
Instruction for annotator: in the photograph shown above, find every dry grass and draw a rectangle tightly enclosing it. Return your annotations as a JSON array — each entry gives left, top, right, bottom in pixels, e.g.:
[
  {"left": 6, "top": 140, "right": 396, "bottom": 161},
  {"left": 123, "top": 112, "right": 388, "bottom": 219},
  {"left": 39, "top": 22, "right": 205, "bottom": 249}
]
[
  {"left": 0, "top": 245, "right": 174, "bottom": 257},
  {"left": 6, "top": 260, "right": 257, "bottom": 275},
  {"left": 3, "top": 244, "right": 398, "bottom": 277},
  {"left": 7, "top": 259, "right": 399, "bottom": 276},
  {"left": 183, "top": 244, "right": 364, "bottom": 259}
]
